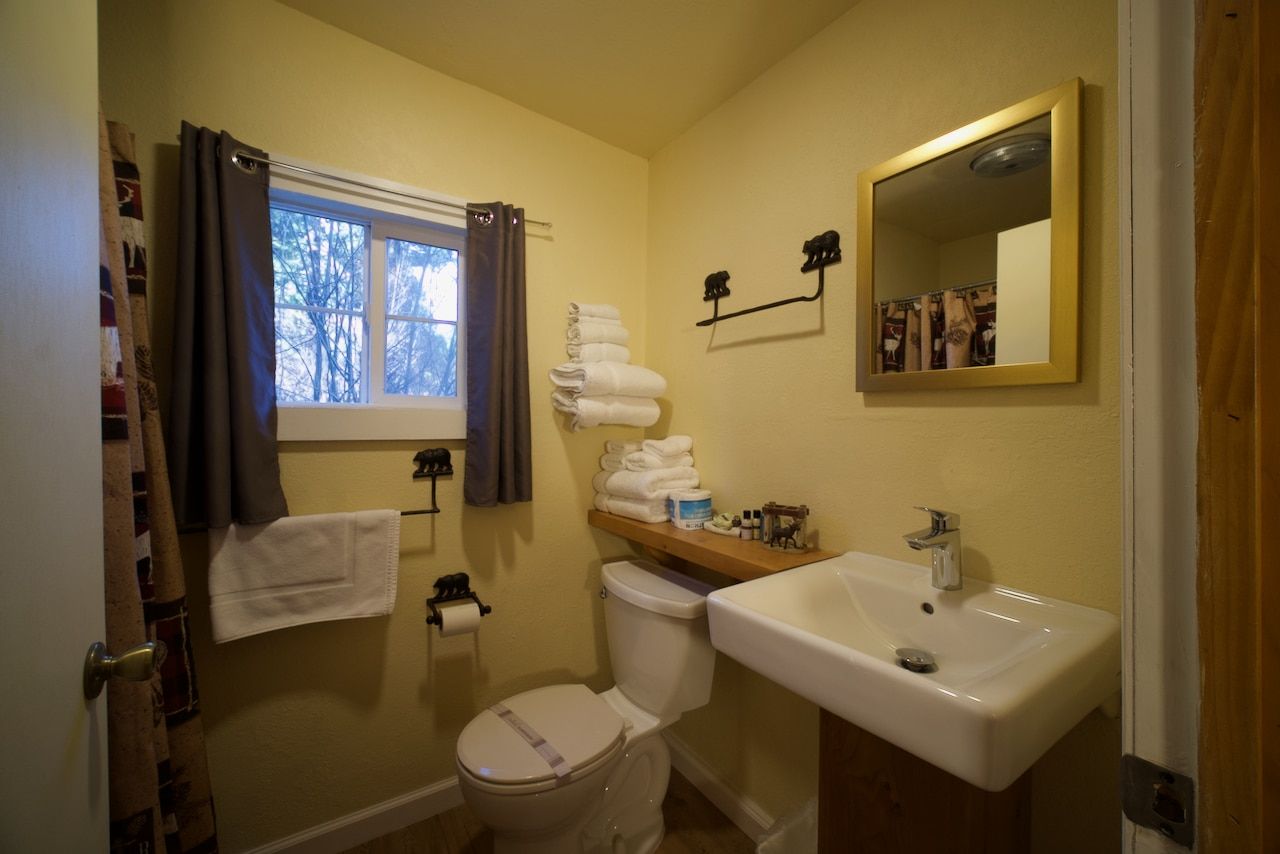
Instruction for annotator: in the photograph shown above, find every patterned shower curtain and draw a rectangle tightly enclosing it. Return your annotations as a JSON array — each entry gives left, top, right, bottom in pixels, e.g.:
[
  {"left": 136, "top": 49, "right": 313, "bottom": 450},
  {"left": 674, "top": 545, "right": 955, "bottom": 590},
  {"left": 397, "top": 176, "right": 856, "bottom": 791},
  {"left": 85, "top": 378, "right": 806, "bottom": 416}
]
[
  {"left": 876, "top": 285, "right": 997, "bottom": 372},
  {"left": 100, "top": 113, "right": 218, "bottom": 852}
]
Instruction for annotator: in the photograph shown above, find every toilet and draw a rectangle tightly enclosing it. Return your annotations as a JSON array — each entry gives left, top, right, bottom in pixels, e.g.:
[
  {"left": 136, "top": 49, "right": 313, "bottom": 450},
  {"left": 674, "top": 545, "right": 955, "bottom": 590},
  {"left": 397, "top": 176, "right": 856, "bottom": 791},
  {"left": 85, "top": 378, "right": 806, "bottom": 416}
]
[{"left": 455, "top": 558, "right": 717, "bottom": 853}]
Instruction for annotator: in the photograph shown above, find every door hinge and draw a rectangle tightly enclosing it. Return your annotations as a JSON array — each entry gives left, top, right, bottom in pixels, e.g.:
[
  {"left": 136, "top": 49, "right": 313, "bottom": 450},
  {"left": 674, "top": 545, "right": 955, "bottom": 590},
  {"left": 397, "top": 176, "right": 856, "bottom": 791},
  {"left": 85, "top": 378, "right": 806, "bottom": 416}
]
[{"left": 1121, "top": 754, "right": 1195, "bottom": 848}]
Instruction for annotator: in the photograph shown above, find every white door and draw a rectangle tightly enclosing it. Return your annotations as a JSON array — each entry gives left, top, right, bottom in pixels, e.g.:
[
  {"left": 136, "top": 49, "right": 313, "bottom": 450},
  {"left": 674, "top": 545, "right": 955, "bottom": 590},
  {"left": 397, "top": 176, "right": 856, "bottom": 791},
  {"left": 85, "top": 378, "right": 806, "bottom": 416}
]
[{"left": 0, "top": 1, "right": 107, "bottom": 849}]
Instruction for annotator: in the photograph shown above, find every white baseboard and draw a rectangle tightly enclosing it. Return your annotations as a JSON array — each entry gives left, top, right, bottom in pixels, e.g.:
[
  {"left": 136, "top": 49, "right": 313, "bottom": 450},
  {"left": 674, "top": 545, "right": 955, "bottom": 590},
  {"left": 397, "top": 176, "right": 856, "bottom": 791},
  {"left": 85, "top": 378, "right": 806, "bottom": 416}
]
[
  {"left": 663, "top": 730, "right": 775, "bottom": 842},
  {"left": 242, "top": 735, "right": 773, "bottom": 853},
  {"left": 242, "top": 775, "right": 463, "bottom": 854}
]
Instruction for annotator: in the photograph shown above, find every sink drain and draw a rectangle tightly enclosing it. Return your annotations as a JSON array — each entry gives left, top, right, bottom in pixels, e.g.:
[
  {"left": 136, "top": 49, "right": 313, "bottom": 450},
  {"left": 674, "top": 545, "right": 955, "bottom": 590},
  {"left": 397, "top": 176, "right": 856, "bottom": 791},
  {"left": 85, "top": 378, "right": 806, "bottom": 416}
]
[{"left": 895, "top": 648, "right": 937, "bottom": 673}]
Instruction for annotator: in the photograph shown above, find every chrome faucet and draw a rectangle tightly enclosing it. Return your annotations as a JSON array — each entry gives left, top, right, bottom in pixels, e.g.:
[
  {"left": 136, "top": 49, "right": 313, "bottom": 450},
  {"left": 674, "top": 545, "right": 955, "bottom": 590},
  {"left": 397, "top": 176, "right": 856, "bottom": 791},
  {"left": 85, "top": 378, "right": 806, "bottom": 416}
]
[{"left": 904, "top": 506, "right": 962, "bottom": 591}]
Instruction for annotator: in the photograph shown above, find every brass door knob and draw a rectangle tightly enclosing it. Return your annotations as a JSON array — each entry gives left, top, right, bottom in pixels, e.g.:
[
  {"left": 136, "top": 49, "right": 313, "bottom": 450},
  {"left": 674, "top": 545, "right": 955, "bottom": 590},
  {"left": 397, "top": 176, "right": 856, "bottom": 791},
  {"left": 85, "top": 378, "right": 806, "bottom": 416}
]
[{"left": 82, "top": 640, "right": 166, "bottom": 700}]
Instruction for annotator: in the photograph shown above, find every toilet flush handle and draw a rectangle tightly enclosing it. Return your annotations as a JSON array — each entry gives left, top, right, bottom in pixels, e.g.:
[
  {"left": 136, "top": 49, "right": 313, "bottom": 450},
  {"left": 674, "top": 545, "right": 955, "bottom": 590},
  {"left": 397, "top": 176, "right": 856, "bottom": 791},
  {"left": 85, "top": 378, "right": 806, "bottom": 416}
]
[{"left": 599, "top": 587, "right": 608, "bottom": 600}]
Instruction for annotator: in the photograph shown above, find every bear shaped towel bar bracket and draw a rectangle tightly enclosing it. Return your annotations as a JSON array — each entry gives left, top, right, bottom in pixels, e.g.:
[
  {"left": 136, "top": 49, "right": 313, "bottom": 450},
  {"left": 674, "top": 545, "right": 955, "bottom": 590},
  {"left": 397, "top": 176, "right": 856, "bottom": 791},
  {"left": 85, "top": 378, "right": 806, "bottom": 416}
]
[
  {"left": 696, "top": 229, "right": 841, "bottom": 327},
  {"left": 403, "top": 448, "right": 453, "bottom": 516}
]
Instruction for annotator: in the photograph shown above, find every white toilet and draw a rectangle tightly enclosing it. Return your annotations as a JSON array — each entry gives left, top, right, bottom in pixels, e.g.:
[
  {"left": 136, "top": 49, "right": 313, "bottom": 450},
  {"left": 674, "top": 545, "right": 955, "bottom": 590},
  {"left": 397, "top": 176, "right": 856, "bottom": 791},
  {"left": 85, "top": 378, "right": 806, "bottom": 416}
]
[{"left": 455, "top": 558, "right": 717, "bottom": 853}]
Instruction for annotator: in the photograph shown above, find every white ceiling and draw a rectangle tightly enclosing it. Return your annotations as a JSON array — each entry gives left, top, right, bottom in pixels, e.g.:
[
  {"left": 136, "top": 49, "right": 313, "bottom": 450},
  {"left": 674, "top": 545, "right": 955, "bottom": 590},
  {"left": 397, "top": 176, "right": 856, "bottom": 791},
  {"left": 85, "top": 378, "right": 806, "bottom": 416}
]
[{"left": 278, "top": 0, "right": 861, "bottom": 157}]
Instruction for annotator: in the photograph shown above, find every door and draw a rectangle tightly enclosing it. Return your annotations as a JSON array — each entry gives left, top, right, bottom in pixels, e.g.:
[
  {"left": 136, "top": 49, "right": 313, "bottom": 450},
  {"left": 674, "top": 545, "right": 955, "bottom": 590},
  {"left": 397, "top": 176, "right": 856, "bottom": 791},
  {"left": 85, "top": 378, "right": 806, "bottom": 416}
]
[{"left": 0, "top": 1, "right": 107, "bottom": 849}]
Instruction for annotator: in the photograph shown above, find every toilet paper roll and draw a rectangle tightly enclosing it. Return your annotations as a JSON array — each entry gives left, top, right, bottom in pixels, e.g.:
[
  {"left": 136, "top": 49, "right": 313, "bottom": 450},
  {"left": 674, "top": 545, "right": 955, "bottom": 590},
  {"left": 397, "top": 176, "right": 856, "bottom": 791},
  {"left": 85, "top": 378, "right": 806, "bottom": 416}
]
[{"left": 437, "top": 601, "right": 483, "bottom": 637}]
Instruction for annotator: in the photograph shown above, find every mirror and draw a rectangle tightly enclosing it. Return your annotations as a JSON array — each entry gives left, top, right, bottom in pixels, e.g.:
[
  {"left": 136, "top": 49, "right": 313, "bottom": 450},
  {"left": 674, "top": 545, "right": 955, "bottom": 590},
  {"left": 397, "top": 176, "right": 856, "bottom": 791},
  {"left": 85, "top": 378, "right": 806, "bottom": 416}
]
[{"left": 855, "top": 79, "right": 1080, "bottom": 390}]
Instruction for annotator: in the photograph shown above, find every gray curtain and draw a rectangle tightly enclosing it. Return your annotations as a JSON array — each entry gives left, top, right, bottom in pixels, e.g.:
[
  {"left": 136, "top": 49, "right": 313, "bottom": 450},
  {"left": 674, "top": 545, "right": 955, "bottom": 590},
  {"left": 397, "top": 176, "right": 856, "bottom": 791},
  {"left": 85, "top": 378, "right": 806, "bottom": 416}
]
[
  {"left": 169, "top": 122, "right": 288, "bottom": 529},
  {"left": 464, "top": 202, "right": 532, "bottom": 505}
]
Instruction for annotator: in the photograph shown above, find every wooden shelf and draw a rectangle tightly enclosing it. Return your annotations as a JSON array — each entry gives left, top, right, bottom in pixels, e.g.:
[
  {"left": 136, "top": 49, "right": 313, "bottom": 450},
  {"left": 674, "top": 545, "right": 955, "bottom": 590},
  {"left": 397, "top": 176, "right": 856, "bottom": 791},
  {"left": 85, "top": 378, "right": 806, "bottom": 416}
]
[{"left": 587, "top": 509, "right": 838, "bottom": 582}]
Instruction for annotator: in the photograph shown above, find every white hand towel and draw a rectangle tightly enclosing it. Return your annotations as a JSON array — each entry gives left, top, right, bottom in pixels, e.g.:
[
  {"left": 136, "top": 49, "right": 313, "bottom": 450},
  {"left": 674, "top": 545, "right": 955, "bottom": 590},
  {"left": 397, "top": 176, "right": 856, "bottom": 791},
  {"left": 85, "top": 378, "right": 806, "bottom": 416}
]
[
  {"left": 594, "top": 492, "right": 669, "bottom": 524},
  {"left": 567, "top": 342, "right": 631, "bottom": 364},
  {"left": 549, "top": 361, "right": 666, "bottom": 399},
  {"left": 569, "top": 302, "right": 622, "bottom": 321},
  {"left": 605, "top": 440, "right": 643, "bottom": 454},
  {"left": 600, "top": 467, "right": 700, "bottom": 501},
  {"left": 552, "top": 392, "right": 660, "bottom": 431},
  {"left": 623, "top": 450, "right": 694, "bottom": 471},
  {"left": 567, "top": 322, "right": 630, "bottom": 346},
  {"left": 600, "top": 452, "right": 626, "bottom": 472},
  {"left": 643, "top": 435, "right": 694, "bottom": 457},
  {"left": 208, "top": 510, "right": 400, "bottom": 643}
]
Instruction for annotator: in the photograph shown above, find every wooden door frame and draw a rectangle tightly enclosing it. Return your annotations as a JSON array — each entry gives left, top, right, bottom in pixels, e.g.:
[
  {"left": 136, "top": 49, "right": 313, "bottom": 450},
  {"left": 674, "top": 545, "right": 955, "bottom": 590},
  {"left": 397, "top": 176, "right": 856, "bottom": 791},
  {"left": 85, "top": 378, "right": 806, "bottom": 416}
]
[{"left": 1194, "top": 0, "right": 1276, "bottom": 850}]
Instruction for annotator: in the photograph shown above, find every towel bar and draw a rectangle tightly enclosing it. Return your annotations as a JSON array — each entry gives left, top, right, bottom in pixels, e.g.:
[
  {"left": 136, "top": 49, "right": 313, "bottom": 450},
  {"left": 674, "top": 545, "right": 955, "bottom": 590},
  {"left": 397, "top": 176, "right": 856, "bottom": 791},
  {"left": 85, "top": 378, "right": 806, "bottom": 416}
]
[{"left": 696, "top": 229, "right": 841, "bottom": 327}]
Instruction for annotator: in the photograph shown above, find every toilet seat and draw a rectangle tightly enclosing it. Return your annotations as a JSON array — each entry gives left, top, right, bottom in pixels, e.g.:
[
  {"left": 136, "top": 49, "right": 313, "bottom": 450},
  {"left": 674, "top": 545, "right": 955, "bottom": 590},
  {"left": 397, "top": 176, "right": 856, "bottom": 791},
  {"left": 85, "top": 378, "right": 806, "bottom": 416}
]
[{"left": 457, "top": 684, "right": 625, "bottom": 796}]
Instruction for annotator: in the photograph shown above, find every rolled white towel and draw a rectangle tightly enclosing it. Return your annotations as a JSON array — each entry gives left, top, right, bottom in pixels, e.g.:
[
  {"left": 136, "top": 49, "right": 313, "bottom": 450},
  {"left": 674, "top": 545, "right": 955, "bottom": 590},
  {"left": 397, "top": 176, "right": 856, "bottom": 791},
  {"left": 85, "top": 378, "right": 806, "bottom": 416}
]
[
  {"left": 569, "top": 302, "right": 622, "bottom": 321},
  {"left": 643, "top": 435, "right": 694, "bottom": 457},
  {"left": 549, "top": 361, "right": 666, "bottom": 399},
  {"left": 605, "top": 440, "right": 643, "bottom": 454},
  {"left": 568, "top": 315, "right": 621, "bottom": 326},
  {"left": 551, "top": 392, "right": 660, "bottom": 431},
  {"left": 600, "top": 467, "right": 700, "bottom": 501},
  {"left": 594, "top": 492, "right": 669, "bottom": 524},
  {"left": 624, "top": 450, "right": 694, "bottom": 471},
  {"left": 567, "top": 322, "right": 630, "bottom": 346},
  {"left": 567, "top": 342, "right": 631, "bottom": 364},
  {"left": 599, "top": 452, "right": 626, "bottom": 472}
]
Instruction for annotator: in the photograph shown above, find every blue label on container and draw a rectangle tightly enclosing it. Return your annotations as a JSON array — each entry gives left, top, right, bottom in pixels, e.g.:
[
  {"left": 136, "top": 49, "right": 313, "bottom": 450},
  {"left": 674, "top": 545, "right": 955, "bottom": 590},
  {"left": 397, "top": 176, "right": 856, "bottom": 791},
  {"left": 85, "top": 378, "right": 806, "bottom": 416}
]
[{"left": 676, "top": 498, "right": 713, "bottom": 520}]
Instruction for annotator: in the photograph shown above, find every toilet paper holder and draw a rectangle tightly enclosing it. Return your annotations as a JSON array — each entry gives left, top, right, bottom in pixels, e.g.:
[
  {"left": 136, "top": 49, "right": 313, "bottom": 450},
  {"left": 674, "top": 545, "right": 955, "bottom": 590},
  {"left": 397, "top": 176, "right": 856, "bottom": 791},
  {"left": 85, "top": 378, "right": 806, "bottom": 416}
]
[{"left": 425, "top": 572, "right": 492, "bottom": 629}]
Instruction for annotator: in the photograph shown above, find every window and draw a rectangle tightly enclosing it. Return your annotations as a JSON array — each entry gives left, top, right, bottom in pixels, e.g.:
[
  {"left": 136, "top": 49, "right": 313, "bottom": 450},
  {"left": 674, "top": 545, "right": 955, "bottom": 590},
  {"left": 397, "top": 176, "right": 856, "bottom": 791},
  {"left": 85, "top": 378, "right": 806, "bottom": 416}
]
[{"left": 267, "top": 165, "right": 466, "bottom": 440}]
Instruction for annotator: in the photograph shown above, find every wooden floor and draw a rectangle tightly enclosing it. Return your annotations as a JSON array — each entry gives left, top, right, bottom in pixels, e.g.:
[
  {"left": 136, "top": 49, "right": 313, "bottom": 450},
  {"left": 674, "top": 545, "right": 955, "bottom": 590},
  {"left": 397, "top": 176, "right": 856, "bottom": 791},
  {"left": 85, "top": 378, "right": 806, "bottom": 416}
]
[{"left": 343, "top": 769, "right": 756, "bottom": 854}]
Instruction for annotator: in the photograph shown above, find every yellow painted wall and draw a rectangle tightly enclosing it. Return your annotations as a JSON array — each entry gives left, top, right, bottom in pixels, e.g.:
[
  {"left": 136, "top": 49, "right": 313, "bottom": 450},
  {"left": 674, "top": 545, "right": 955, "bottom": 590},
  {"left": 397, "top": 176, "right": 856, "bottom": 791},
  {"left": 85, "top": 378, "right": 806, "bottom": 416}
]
[
  {"left": 644, "top": 0, "right": 1120, "bottom": 850},
  {"left": 98, "top": 1, "right": 649, "bottom": 849}
]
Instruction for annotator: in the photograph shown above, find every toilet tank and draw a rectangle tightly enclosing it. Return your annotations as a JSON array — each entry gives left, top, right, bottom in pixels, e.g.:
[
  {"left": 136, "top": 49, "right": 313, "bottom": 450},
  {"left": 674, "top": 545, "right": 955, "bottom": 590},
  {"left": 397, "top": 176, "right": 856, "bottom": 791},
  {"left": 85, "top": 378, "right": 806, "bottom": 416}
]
[{"left": 601, "top": 559, "right": 717, "bottom": 719}]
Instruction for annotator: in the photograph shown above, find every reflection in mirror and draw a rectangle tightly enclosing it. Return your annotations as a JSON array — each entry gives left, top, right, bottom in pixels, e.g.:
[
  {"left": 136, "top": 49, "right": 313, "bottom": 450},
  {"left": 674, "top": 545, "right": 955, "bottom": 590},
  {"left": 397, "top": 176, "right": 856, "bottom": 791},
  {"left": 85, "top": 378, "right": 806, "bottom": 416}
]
[{"left": 856, "top": 79, "right": 1080, "bottom": 390}]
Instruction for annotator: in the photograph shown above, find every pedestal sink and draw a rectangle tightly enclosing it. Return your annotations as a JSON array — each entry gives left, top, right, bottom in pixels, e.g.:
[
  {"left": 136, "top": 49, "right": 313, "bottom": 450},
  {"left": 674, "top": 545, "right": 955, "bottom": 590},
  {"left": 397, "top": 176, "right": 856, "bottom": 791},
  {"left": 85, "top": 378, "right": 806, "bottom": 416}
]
[{"left": 706, "top": 551, "right": 1119, "bottom": 791}]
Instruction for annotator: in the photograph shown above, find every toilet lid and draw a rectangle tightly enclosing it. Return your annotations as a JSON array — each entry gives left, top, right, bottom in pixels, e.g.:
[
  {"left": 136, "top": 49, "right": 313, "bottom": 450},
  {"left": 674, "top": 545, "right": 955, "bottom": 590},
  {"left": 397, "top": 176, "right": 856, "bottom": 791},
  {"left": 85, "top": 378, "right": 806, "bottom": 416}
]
[{"left": 457, "top": 684, "right": 624, "bottom": 786}]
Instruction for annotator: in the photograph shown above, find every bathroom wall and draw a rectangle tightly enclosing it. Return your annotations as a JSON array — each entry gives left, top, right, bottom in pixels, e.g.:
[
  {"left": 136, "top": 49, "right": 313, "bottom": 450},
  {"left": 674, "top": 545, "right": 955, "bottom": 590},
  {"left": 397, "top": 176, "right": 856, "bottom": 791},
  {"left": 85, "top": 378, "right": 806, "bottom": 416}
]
[
  {"left": 644, "top": 0, "right": 1120, "bottom": 850},
  {"left": 98, "top": 1, "right": 649, "bottom": 849}
]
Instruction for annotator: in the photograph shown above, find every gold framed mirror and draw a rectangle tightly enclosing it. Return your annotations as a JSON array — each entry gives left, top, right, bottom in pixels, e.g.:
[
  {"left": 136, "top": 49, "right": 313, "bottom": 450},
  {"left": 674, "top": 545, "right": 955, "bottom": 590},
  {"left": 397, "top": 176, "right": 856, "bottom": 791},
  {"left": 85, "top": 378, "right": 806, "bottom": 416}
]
[{"left": 855, "top": 78, "right": 1081, "bottom": 391}]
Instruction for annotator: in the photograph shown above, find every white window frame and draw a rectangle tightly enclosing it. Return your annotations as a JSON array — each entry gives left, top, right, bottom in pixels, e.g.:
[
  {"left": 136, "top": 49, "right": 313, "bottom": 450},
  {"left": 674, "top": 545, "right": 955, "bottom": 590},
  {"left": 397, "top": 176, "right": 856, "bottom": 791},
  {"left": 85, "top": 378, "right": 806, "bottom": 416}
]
[{"left": 268, "top": 160, "right": 468, "bottom": 441}]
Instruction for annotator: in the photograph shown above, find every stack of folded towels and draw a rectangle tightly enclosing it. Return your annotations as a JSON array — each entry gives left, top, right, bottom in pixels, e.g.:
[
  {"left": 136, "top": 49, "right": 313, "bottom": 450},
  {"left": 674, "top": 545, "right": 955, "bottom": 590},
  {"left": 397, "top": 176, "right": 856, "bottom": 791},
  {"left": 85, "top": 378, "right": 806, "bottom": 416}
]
[
  {"left": 591, "top": 435, "right": 699, "bottom": 523},
  {"left": 550, "top": 302, "right": 664, "bottom": 431}
]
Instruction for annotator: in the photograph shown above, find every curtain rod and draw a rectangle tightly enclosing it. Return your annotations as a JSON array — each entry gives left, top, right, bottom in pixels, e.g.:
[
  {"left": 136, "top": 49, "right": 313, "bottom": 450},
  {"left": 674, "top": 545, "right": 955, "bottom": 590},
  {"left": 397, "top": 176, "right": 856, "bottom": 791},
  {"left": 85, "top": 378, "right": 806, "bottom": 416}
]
[{"left": 224, "top": 148, "right": 552, "bottom": 229}]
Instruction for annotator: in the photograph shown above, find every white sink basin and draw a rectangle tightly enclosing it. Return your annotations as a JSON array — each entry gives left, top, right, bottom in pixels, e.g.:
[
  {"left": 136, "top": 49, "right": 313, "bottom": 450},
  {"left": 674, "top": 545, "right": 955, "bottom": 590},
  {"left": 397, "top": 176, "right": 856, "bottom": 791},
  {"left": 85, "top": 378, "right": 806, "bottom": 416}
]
[{"left": 706, "top": 551, "right": 1119, "bottom": 791}]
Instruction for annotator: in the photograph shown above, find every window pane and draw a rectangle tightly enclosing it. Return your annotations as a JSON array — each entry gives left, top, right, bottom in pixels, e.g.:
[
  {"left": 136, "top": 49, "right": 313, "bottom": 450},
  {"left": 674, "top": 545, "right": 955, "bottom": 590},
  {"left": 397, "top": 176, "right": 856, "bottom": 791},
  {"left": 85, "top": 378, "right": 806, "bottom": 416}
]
[
  {"left": 271, "top": 207, "right": 367, "bottom": 311},
  {"left": 384, "top": 319, "right": 457, "bottom": 397},
  {"left": 386, "top": 238, "right": 458, "bottom": 320},
  {"left": 275, "top": 306, "right": 364, "bottom": 403}
]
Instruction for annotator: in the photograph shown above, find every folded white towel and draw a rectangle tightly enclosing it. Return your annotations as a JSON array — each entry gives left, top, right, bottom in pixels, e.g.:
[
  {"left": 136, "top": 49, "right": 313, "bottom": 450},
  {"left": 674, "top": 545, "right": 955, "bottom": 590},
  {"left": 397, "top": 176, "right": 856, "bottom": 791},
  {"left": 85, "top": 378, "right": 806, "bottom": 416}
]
[
  {"left": 623, "top": 450, "right": 694, "bottom": 471},
  {"left": 591, "top": 470, "right": 613, "bottom": 493},
  {"left": 569, "top": 302, "right": 622, "bottom": 321},
  {"left": 594, "top": 491, "right": 669, "bottom": 524},
  {"left": 599, "top": 467, "right": 700, "bottom": 501},
  {"left": 600, "top": 452, "right": 626, "bottom": 472},
  {"left": 605, "top": 440, "right": 643, "bottom": 454},
  {"left": 567, "top": 342, "right": 631, "bottom": 364},
  {"left": 551, "top": 392, "right": 660, "bottom": 431},
  {"left": 549, "top": 361, "right": 666, "bottom": 399},
  {"left": 208, "top": 510, "right": 400, "bottom": 643},
  {"left": 567, "top": 322, "right": 630, "bottom": 346},
  {"left": 643, "top": 435, "right": 694, "bottom": 457}
]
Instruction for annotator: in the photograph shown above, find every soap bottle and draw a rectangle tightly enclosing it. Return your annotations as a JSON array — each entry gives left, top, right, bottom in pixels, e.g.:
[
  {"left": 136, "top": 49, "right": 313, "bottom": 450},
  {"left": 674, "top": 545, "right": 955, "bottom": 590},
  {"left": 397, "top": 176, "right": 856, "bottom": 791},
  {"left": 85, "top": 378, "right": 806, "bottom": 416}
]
[{"left": 741, "top": 509, "right": 753, "bottom": 540}]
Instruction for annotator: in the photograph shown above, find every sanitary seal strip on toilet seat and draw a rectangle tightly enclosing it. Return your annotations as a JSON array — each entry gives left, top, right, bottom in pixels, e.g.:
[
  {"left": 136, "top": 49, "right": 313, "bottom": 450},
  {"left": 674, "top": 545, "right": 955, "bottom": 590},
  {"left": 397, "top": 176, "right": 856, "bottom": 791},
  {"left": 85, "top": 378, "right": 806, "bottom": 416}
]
[{"left": 488, "top": 702, "right": 573, "bottom": 783}]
